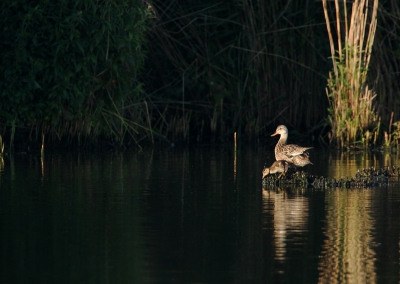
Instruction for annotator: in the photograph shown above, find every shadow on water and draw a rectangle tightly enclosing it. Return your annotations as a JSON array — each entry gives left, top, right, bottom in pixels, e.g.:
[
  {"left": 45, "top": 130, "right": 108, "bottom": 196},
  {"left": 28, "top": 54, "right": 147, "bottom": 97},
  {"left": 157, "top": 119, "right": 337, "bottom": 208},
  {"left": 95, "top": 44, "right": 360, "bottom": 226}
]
[{"left": 0, "top": 147, "right": 400, "bottom": 283}]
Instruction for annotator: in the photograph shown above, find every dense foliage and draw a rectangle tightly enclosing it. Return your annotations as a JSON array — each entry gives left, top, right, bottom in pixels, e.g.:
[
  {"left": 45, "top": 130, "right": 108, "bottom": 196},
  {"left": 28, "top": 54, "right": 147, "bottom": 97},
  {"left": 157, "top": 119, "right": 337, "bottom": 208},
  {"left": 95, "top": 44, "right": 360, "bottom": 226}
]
[{"left": 0, "top": 0, "right": 147, "bottom": 146}]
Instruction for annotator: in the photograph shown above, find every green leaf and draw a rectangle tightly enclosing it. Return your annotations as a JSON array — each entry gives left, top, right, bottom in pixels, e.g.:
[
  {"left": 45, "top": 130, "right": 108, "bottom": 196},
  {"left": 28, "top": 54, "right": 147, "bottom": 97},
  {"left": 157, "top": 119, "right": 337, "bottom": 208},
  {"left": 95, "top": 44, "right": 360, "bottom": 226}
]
[{"left": 89, "top": 52, "right": 97, "bottom": 64}]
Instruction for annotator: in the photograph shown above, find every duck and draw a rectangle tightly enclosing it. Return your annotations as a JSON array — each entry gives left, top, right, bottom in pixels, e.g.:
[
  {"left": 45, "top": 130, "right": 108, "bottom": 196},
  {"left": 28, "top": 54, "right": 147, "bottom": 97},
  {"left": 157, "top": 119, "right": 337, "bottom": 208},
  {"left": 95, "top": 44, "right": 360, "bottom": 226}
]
[
  {"left": 292, "top": 152, "right": 313, "bottom": 167},
  {"left": 262, "top": 160, "right": 290, "bottom": 179},
  {"left": 271, "top": 125, "right": 313, "bottom": 164}
]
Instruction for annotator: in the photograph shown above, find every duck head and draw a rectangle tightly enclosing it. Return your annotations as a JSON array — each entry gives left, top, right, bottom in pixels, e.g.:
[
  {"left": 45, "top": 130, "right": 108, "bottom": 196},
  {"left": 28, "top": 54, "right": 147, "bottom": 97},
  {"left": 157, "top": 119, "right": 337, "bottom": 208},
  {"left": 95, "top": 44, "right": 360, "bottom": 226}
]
[{"left": 271, "top": 125, "right": 288, "bottom": 137}]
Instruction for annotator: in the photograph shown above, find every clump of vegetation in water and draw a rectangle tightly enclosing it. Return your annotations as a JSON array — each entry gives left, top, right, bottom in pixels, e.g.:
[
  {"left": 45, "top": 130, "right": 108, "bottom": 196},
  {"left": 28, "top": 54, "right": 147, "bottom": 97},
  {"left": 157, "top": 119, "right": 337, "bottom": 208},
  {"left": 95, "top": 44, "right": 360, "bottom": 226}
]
[
  {"left": 322, "top": 0, "right": 379, "bottom": 149},
  {"left": 262, "top": 166, "right": 400, "bottom": 189}
]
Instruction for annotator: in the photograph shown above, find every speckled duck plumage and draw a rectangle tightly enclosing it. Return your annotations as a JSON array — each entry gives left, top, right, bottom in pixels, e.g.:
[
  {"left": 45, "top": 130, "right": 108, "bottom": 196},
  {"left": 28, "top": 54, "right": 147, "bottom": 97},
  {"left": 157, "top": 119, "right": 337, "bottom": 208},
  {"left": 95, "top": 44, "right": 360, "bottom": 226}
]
[
  {"left": 292, "top": 152, "right": 313, "bottom": 167},
  {"left": 271, "top": 125, "right": 313, "bottom": 165},
  {"left": 262, "top": 160, "right": 290, "bottom": 179}
]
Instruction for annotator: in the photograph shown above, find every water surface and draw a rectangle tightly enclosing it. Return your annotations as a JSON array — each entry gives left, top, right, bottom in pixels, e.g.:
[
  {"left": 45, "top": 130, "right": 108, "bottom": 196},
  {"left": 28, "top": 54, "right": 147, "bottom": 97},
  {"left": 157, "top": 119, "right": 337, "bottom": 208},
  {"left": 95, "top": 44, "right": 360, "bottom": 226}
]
[{"left": 1, "top": 147, "right": 400, "bottom": 283}]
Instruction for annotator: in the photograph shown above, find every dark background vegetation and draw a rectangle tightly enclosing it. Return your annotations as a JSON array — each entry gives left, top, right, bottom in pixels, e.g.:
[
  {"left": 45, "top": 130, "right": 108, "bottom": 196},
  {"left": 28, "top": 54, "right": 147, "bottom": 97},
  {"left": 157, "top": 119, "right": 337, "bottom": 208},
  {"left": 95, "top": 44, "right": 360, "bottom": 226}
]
[{"left": 0, "top": 0, "right": 399, "bottom": 149}]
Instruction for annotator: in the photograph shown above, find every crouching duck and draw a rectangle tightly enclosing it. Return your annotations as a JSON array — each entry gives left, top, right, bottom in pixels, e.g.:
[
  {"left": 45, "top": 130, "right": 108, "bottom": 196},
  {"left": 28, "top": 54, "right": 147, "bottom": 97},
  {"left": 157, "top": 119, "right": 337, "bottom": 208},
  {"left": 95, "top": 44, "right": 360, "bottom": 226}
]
[{"left": 262, "top": 160, "right": 290, "bottom": 179}]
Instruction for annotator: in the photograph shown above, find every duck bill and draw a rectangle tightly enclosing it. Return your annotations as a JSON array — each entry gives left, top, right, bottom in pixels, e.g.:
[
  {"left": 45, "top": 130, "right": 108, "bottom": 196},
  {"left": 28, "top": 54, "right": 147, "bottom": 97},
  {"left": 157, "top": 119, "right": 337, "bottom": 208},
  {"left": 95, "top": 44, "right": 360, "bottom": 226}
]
[{"left": 271, "top": 132, "right": 278, "bottom": 137}]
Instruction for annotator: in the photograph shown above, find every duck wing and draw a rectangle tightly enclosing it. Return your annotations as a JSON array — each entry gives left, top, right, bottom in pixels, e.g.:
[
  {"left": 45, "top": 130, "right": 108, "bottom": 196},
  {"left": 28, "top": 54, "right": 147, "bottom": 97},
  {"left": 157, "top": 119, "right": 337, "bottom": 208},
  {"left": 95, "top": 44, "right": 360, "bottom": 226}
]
[{"left": 281, "top": 144, "right": 312, "bottom": 158}]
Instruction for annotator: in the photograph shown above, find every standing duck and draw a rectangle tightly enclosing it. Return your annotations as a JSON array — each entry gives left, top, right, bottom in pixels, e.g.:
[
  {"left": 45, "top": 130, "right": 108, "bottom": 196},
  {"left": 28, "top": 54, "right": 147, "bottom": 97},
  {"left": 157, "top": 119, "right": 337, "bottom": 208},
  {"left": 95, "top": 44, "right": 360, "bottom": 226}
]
[
  {"left": 262, "top": 160, "right": 290, "bottom": 179},
  {"left": 271, "top": 125, "right": 313, "bottom": 164}
]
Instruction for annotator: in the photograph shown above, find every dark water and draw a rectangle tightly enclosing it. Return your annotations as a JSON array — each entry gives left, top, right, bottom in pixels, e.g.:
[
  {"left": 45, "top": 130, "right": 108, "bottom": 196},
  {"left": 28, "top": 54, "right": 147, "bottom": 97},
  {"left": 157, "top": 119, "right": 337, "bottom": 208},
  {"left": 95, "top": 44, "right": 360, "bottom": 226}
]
[{"left": 1, "top": 147, "right": 400, "bottom": 283}]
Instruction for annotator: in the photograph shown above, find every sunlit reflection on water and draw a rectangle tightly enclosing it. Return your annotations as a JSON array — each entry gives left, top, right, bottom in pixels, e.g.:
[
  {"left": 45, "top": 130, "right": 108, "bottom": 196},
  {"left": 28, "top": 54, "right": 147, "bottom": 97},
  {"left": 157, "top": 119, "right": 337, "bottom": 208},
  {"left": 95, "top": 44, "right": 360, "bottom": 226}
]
[
  {"left": 309, "top": 149, "right": 400, "bottom": 179},
  {"left": 263, "top": 189, "right": 309, "bottom": 263},
  {"left": 261, "top": 179, "right": 400, "bottom": 283},
  {"left": 318, "top": 189, "right": 377, "bottom": 283}
]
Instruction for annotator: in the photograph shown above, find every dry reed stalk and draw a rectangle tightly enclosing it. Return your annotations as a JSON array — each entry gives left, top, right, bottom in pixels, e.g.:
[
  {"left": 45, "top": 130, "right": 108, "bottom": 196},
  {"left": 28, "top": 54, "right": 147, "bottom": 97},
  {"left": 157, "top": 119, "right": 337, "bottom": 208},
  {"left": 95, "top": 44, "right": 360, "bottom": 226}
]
[
  {"left": 322, "top": 0, "right": 379, "bottom": 148},
  {"left": 0, "top": 135, "right": 4, "bottom": 155}
]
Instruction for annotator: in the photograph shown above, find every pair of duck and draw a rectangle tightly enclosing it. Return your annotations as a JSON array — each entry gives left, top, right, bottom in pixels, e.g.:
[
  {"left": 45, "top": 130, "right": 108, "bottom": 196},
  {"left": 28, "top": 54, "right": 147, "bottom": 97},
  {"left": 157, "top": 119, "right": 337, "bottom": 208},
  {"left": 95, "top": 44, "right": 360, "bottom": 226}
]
[{"left": 262, "top": 125, "right": 313, "bottom": 179}]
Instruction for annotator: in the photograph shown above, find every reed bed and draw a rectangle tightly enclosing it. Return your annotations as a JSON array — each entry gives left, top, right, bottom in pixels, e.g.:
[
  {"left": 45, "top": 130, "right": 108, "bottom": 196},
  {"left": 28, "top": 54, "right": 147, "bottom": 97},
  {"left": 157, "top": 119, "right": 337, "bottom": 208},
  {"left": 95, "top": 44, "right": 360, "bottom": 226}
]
[
  {"left": 322, "top": 0, "right": 379, "bottom": 148},
  {"left": 2, "top": 1, "right": 400, "bottom": 148},
  {"left": 145, "top": 0, "right": 329, "bottom": 143}
]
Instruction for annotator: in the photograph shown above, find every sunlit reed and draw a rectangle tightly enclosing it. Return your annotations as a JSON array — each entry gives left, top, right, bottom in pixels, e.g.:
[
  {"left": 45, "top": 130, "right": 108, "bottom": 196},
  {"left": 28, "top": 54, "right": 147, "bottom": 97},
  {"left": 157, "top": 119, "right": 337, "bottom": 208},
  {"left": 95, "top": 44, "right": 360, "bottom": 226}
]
[
  {"left": 322, "top": 0, "right": 379, "bottom": 148},
  {"left": 0, "top": 135, "right": 4, "bottom": 155}
]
